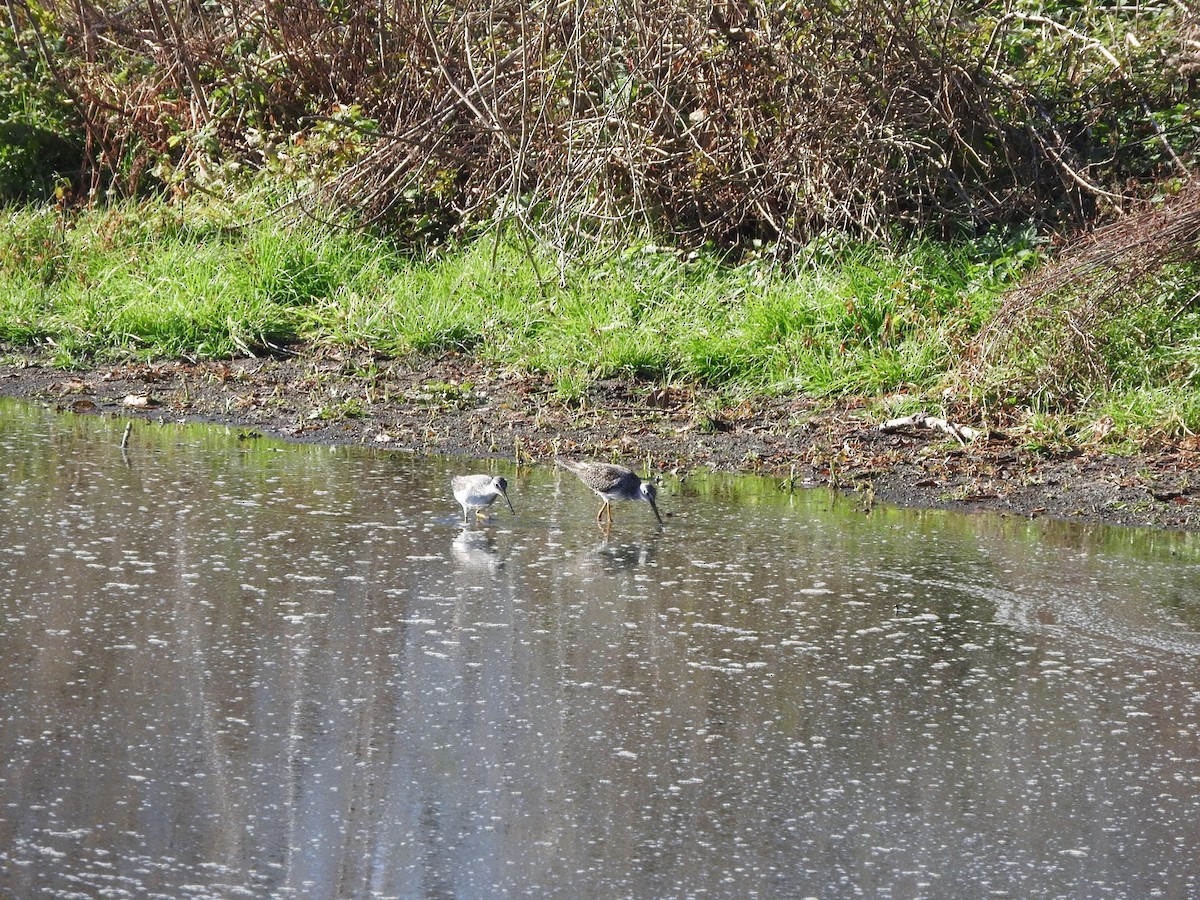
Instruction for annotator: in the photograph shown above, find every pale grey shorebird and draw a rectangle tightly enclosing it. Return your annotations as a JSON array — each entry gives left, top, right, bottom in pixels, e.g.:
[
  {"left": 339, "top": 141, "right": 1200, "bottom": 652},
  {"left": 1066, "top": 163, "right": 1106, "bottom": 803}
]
[
  {"left": 556, "top": 458, "right": 663, "bottom": 526},
  {"left": 451, "top": 474, "right": 514, "bottom": 522}
]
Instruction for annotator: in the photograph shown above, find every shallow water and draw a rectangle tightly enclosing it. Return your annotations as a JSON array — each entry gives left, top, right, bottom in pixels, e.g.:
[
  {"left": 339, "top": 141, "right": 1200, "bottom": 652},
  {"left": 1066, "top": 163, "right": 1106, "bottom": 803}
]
[{"left": 2, "top": 398, "right": 1199, "bottom": 898}]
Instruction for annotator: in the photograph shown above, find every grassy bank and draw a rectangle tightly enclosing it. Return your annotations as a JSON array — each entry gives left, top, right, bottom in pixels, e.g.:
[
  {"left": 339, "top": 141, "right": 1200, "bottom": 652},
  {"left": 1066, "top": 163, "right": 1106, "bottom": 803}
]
[
  {"left": 0, "top": 198, "right": 1030, "bottom": 386},
  {"left": 3, "top": 195, "right": 1200, "bottom": 449}
]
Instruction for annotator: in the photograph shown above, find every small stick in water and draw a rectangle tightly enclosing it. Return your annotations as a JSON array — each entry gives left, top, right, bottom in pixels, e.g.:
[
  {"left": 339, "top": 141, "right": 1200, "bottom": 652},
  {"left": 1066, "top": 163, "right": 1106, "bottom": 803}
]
[{"left": 120, "top": 421, "right": 132, "bottom": 449}]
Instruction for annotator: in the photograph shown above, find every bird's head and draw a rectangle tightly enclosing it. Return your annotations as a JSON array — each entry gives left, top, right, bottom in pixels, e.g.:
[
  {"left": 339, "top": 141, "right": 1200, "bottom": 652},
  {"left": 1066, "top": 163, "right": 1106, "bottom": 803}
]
[
  {"left": 494, "top": 476, "right": 515, "bottom": 514},
  {"left": 639, "top": 480, "right": 663, "bottom": 525}
]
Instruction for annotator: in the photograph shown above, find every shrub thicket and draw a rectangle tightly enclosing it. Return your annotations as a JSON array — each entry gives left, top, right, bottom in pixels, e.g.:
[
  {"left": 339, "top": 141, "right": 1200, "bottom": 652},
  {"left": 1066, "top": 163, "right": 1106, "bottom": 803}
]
[
  {"left": 4, "top": 0, "right": 1198, "bottom": 251},
  {"left": 0, "top": 12, "right": 79, "bottom": 201}
]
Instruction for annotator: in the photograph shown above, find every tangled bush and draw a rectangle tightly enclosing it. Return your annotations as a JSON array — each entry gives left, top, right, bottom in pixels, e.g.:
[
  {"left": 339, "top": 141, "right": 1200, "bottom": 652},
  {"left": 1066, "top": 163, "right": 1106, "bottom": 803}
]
[
  {"left": 967, "top": 180, "right": 1200, "bottom": 412},
  {"left": 5, "top": 0, "right": 1199, "bottom": 252}
]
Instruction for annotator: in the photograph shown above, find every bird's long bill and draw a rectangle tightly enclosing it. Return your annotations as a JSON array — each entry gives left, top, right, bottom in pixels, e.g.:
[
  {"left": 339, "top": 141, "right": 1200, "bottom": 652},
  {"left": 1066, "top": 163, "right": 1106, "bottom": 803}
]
[
  {"left": 501, "top": 488, "right": 515, "bottom": 515},
  {"left": 648, "top": 496, "right": 663, "bottom": 526}
]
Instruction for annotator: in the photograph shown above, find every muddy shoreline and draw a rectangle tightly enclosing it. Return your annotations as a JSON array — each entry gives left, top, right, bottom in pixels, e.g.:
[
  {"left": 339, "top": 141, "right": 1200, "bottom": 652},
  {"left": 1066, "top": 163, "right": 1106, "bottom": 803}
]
[{"left": 4, "top": 347, "right": 1199, "bottom": 532}]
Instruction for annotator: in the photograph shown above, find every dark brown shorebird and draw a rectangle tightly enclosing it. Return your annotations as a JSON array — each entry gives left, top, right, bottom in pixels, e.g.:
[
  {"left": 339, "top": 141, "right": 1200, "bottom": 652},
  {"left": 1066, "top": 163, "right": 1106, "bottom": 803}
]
[
  {"left": 451, "top": 474, "right": 514, "bottom": 522},
  {"left": 556, "top": 459, "right": 663, "bottom": 526}
]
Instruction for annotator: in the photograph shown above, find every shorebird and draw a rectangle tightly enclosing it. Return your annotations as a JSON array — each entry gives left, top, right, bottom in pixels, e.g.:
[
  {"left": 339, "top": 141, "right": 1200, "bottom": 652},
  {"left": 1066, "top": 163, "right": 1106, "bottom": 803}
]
[
  {"left": 451, "top": 474, "right": 514, "bottom": 522},
  {"left": 556, "top": 458, "right": 663, "bottom": 526}
]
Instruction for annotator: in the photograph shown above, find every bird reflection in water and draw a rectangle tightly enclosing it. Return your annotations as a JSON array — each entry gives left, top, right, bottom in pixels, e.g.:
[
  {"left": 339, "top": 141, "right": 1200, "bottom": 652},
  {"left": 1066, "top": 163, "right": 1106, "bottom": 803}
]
[
  {"left": 451, "top": 527, "right": 503, "bottom": 571},
  {"left": 594, "top": 531, "right": 661, "bottom": 572}
]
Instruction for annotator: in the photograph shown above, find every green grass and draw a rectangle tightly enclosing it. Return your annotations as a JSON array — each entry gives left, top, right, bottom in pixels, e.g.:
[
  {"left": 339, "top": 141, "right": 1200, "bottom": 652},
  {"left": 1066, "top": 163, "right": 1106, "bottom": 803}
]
[
  {"left": 8, "top": 194, "right": 1200, "bottom": 450},
  {"left": 0, "top": 199, "right": 1025, "bottom": 394},
  {"left": 4, "top": 197, "right": 1024, "bottom": 393}
]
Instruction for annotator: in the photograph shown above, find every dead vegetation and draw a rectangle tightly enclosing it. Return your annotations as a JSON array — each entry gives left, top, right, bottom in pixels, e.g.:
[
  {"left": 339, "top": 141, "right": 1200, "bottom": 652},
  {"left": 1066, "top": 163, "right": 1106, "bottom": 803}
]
[
  {"left": 967, "top": 181, "right": 1200, "bottom": 408},
  {"left": 11, "top": 0, "right": 1199, "bottom": 252}
]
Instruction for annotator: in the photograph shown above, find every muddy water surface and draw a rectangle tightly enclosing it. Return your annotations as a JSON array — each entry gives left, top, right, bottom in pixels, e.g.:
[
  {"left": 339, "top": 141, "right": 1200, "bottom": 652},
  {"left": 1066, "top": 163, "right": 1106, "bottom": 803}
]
[{"left": 2, "top": 398, "right": 1199, "bottom": 898}]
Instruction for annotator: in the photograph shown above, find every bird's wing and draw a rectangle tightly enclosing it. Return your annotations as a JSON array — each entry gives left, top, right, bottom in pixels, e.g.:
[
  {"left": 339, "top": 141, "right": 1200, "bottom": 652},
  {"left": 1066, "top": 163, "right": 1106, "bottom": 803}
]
[
  {"left": 558, "top": 459, "right": 629, "bottom": 492},
  {"left": 586, "top": 464, "right": 629, "bottom": 493}
]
